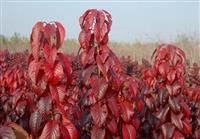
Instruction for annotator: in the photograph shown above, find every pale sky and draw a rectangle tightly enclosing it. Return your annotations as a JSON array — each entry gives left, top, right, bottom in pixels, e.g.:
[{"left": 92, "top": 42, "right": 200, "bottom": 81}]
[{"left": 0, "top": 0, "right": 199, "bottom": 42}]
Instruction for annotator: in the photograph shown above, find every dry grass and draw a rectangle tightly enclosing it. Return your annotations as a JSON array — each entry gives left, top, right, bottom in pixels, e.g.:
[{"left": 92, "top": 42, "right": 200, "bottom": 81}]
[{"left": 1, "top": 33, "right": 199, "bottom": 64}]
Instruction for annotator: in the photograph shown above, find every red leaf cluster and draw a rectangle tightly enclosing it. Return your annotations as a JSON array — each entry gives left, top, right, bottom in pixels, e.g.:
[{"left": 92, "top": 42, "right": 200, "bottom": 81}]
[{"left": 140, "top": 44, "right": 199, "bottom": 139}]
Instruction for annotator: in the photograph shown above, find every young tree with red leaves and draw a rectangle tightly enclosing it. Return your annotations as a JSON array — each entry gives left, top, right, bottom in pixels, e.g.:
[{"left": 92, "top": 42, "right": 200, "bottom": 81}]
[
  {"left": 141, "top": 44, "right": 195, "bottom": 139},
  {"left": 71, "top": 9, "right": 142, "bottom": 139},
  {"left": 28, "top": 22, "right": 77, "bottom": 139}
]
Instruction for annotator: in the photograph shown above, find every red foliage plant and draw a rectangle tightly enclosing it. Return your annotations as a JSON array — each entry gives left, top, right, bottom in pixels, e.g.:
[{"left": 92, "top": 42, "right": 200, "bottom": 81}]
[
  {"left": 141, "top": 44, "right": 199, "bottom": 139},
  {"left": 0, "top": 50, "right": 32, "bottom": 128},
  {"left": 28, "top": 21, "right": 77, "bottom": 139},
  {"left": 184, "top": 63, "right": 200, "bottom": 139},
  {"left": 71, "top": 9, "right": 142, "bottom": 139},
  {"left": 0, "top": 21, "right": 78, "bottom": 139}
]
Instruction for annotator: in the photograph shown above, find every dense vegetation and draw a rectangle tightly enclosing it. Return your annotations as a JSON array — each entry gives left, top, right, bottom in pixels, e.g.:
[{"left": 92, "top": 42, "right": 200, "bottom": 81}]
[{"left": 0, "top": 9, "right": 199, "bottom": 139}]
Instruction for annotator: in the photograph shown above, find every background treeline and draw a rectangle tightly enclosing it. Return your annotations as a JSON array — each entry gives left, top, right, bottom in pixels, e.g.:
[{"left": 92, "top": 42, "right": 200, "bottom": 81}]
[{"left": 0, "top": 33, "right": 199, "bottom": 64}]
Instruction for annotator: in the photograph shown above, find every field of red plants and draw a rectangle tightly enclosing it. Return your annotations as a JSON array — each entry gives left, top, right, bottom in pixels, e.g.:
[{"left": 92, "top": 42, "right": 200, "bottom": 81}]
[{"left": 0, "top": 9, "right": 200, "bottom": 139}]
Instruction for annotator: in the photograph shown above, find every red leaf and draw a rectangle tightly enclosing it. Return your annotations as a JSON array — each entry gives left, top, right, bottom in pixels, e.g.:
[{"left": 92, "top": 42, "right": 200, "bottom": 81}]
[
  {"left": 96, "top": 55, "right": 108, "bottom": 81},
  {"left": 91, "top": 103, "right": 108, "bottom": 127},
  {"left": 63, "top": 124, "right": 77, "bottom": 139},
  {"left": 62, "top": 116, "right": 78, "bottom": 139},
  {"left": 175, "top": 47, "right": 186, "bottom": 64},
  {"left": 31, "top": 43, "right": 40, "bottom": 61},
  {"left": 78, "top": 31, "right": 89, "bottom": 49},
  {"left": 183, "top": 119, "right": 191, "bottom": 135},
  {"left": 50, "top": 47, "right": 58, "bottom": 65},
  {"left": 37, "top": 96, "right": 52, "bottom": 114},
  {"left": 30, "top": 22, "right": 44, "bottom": 61},
  {"left": 92, "top": 78, "right": 108, "bottom": 100},
  {"left": 158, "top": 62, "right": 169, "bottom": 77},
  {"left": 122, "top": 124, "right": 136, "bottom": 139},
  {"left": 136, "top": 100, "right": 144, "bottom": 112},
  {"left": 172, "top": 84, "right": 181, "bottom": 95},
  {"left": 43, "top": 44, "right": 50, "bottom": 60},
  {"left": 80, "top": 89, "right": 96, "bottom": 106},
  {"left": 56, "top": 84, "right": 66, "bottom": 102},
  {"left": 132, "top": 115, "right": 140, "bottom": 129},
  {"left": 44, "top": 24, "right": 57, "bottom": 47},
  {"left": 120, "top": 100, "right": 134, "bottom": 122},
  {"left": 155, "top": 106, "right": 169, "bottom": 123},
  {"left": 103, "top": 10, "right": 112, "bottom": 32},
  {"left": 101, "top": 34, "right": 109, "bottom": 45},
  {"left": 106, "top": 118, "right": 117, "bottom": 134},
  {"left": 44, "top": 45, "right": 57, "bottom": 67},
  {"left": 91, "top": 126, "right": 105, "bottom": 139},
  {"left": 31, "top": 22, "right": 44, "bottom": 42},
  {"left": 16, "top": 99, "right": 27, "bottom": 117},
  {"left": 57, "top": 53, "right": 72, "bottom": 85},
  {"left": 52, "top": 62, "right": 64, "bottom": 85},
  {"left": 82, "top": 66, "right": 96, "bottom": 85},
  {"left": 161, "top": 122, "right": 175, "bottom": 139},
  {"left": 167, "top": 70, "right": 176, "bottom": 84},
  {"left": 39, "top": 120, "right": 60, "bottom": 139},
  {"left": 171, "top": 112, "right": 183, "bottom": 130},
  {"left": 128, "top": 78, "right": 138, "bottom": 98},
  {"left": 94, "top": 23, "right": 100, "bottom": 43},
  {"left": 100, "top": 22, "right": 107, "bottom": 42},
  {"left": 180, "top": 101, "right": 191, "bottom": 118},
  {"left": 60, "top": 125, "right": 71, "bottom": 139},
  {"left": 49, "top": 85, "right": 60, "bottom": 104},
  {"left": 166, "top": 84, "right": 181, "bottom": 96},
  {"left": 86, "top": 47, "right": 95, "bottom": 63},
  {"left": 112, "top": 75, "right": 121, "bottom": 91},
  {"left": 107, "top": 96, "right": 119, "bottom": 117},
  {"left": 155, "top": 46, "right": 167, "bottom": 60},
  {"left": 166, "top": 85, "right": 172, "bottom": 96},
  {"left": 55, "top": 22, "right": 65, "bottom": 48},
  {"left": 28, "top": 60, "right": 40, "bottom": 84},
  {"left": 44, "top": 63, "right": 54, "bottom": 81},
  {"left": 99, "top": 49, "right": 109, "bottom": 63},
  {"left": 12, "top": 89, "right": 23, "bottom": 108},
  {"left": 80, "top": 50, "right": 88, "bottom": 67},
  {"left": 0, "top": 126, "right": 16, "bottom": 139},
  {"left": 168, "top": 96, "right": 180, "bottom": 113},
  {"left": 172, "top": 130, "right": 184, "bottom": 139},
  {"left": 29, "top": 110, "right": 43, "bottom": 137},
  {"left": 79, "top": 9, "right": 97, "bottom": 31},
  {"left": 79, "top": 9, "right": 90, "bottom": 28}
]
